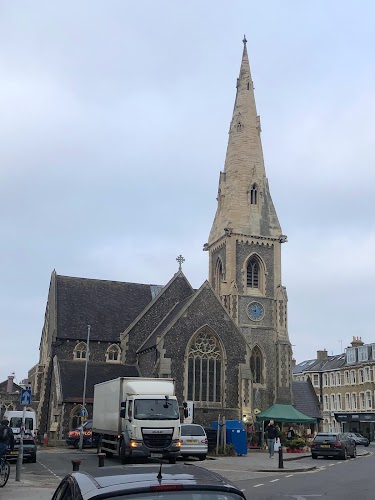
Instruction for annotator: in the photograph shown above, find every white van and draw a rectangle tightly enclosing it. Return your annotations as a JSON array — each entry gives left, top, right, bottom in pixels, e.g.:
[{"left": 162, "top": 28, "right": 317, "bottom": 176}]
[{"left": 4, "top": 410, "right": 37, "bottom": 437}]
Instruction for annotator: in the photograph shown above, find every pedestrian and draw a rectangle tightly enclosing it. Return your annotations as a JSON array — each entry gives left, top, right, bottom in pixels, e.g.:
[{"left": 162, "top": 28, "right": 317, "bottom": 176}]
[
  {"left": 0, "top": 419, "right": 14, "bottom": 461},
  {"left": 287, "top": 426, "right": 295, "bottom": 441},
  {"left": 266, "top": 420, "right": 278, "bottom": 458}
]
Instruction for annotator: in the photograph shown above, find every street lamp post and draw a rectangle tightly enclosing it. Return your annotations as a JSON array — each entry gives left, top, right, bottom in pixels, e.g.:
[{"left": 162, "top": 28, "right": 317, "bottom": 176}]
[{"left": 79, "top": 324, "right": 91, "bottom": 451}]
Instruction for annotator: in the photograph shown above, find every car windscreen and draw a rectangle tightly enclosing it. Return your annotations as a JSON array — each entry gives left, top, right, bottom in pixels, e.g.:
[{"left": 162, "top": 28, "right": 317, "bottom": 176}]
[
  {"left": 181, "top": 425, "right": 206, "bottom": 436},
  {"left": 314, "top": 435, "right": 338, "bottom": 442},
  {"left": 354, "top": 433, "right": 363, "bottom": 437},
  {"left": 108, "top": 493, "right": 244, "bottom": 500},
  {"left": 10, "top": 417, "right": 34, "bottom": 430},
  {"left": 134, "top": 399, "right": 179, "bottom": 420}
]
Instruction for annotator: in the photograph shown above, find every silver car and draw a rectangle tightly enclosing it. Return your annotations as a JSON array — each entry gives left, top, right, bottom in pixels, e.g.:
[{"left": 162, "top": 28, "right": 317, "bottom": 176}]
[{"left": 179, "top": 423, "right": 208, "bottom": 460}]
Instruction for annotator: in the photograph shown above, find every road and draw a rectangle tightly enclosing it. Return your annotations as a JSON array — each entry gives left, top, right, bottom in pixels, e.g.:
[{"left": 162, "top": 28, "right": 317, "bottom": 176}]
[{"left": 9, "top": 445, "right": 375, "bottom": 499}]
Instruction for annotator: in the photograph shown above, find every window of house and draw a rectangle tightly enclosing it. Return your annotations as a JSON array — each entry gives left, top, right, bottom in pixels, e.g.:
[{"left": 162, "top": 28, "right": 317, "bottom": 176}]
[
  {"left": 250, "top": 346, "right": 263, "bottom": 384},
  {"left": 360, "top": 392, "right": 366, "bottom": 410},
  {"left": 187, "top": 328, "right": 222, "bottom": 403},
  {"left": 323, "top": 395, "right": 329, "bottom": 411},
  {"left": 372, "top": 345, "right": 375, "bottom": 360},
  {"left": 351, "top": 370, "right": 356, "bottom": 385},
  {"left": 346, "top": 348, "right": 356, "bottom": 364},
  {"left": 313, "top": 374, "right": 319, "bottom": 387},
  {"left": 366, "top": 391, "right": 372, "bottom": 409},
  {"left": 359, "top": 369, "right": 364, "bottom": 384},
  {"left": 330, "top": 394, "right": 336, "bottom": 411},
  {"left": 344, "top": 371, "right": 350, "bottom": 385},
  {"left": 345, "top": 393, "right": 350, "bottom": 410},
  {"left": 351, "top": 393, "right": 357, "bottom": 410},
  {"left": 365, "top": 367, "right": 371, "bottom": 383},
  {"left": 106, "top": 344, "right": 121, "bottom": 363},
  {"left": 336, "top": 372, "right": 341, "bottom": 386},
  {"left": 73, "top": 342, "right": 87, "bottom": 360},
  {"left": 336, "top": 393, "right": 342, "bottom": 411},
  {"left": 330, "top": 373, "right": 335, "bottom": 387},
  {"left": 323, "top": 373, "right": 329, "bottom": 387},
  {"left": 358, "top": 346, "right": 368, "bottom": 362},
  {"left": 250, "top": 184, "right": 258, "bottom": 205}
]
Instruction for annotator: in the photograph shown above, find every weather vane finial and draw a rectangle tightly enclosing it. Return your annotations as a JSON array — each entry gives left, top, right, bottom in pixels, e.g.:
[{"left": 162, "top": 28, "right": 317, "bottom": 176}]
[
  {"left": 243, "top": 34, "right": 247, "bottom": 45},
  {"left": 176, "top": 254, "right": 185, "bottom": 271}
]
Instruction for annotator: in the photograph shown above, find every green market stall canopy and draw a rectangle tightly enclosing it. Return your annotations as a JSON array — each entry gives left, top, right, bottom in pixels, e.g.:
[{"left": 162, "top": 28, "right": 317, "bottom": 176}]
[{"left": 256, "top": 404, "right": 317, "bottom": 423}]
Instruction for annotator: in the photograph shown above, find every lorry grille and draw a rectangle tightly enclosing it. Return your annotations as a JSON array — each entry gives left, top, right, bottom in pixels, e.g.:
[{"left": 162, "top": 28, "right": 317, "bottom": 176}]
[{"left": 142, "top": 428, "right": 173, "bottom": 449}]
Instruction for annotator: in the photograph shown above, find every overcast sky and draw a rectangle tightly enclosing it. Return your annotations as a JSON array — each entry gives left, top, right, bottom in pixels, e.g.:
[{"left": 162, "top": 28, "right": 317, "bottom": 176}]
[{"left": 1, "top": 1, "right": 375, "bottom": 384}]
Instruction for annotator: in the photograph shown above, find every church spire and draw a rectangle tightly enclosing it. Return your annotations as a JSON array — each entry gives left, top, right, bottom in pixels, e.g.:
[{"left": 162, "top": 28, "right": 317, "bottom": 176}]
[{"left": 208, "top": 37, "right": 282, "bottom": 246}]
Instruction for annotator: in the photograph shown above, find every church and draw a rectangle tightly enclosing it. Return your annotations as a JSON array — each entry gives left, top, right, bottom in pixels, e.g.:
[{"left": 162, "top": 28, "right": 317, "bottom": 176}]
[{"left": 29, "top": 38, "right": 293, "bottom": 438}]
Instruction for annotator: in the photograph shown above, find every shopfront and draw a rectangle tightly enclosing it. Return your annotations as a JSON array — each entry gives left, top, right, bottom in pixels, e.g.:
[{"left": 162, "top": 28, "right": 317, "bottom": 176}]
[{"left": 334, "top": 413, "right": 375, "bottom": 441}]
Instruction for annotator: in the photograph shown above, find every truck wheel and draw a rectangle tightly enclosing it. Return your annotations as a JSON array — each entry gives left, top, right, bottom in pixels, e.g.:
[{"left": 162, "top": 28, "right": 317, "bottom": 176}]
[
  {"left": 198, "top": 455, "right": 206, "bottom": 461},
  {"left": 120, "top": 440, "right": 130, "bottom": 464},
  {"left": 168, "top": 456, "right": 177, "bottom": 464}
]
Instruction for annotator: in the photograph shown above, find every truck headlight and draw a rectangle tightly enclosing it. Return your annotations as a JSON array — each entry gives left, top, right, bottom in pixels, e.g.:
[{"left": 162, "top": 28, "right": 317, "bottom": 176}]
[{"left": 130, "top": 440, "right": 138, "bottom": 448}]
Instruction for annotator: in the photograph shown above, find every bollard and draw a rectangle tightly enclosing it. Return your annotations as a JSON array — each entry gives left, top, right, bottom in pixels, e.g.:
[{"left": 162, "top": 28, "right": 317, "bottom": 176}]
[
  {"left": 98, "top": 453, "right": 106, "bottom": 468},
  {"left": 278, "top": 445, "right": 284, "bottom": 469},
  {"left": 71, "top": 459, "right": 81, "bottom": 472}
]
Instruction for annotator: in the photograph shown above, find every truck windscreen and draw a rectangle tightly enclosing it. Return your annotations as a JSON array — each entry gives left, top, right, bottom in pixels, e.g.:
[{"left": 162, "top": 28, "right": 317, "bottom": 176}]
[{"left": 134, "top": 399, "right": 179, "bottom": 420}]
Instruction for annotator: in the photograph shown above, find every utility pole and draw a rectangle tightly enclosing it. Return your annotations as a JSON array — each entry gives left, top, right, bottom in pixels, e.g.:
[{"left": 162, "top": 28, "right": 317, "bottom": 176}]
[
  {"left": 79, "top": 325, "right": 91, "bottom": 451},
  {"left": 16, "top": 383, "right": 31, "bottom": 481}
]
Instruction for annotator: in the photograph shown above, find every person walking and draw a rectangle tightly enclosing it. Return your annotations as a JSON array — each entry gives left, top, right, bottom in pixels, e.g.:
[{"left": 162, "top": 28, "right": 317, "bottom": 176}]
[
  {"left": 0, "top": 419, "right": 14, "bottom": 461},
  {"left": 287, "top": 426, "right": 295, "bottom": 441},
  {"left": 266, "top": 420, "right": 278, "bottom": 458}
]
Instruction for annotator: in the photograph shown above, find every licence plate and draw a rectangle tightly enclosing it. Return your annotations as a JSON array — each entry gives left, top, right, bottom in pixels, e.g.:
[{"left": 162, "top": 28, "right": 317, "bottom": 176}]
[
  {"left": 10, "top": 451, "right": 18, "bottom": 455},
  {"left": 320, "top": 445, "right": 330, "bottom": 448},
  {"left": 186, "top": 440, "right": 198, "bottom": 444},
  {"left": 150, "top": 453, "right": 163, "bottom": 458}
]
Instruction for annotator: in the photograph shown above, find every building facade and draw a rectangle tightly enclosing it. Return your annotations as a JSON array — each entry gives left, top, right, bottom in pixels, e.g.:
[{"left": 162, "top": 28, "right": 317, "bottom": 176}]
[{"left": 293, "top": 337, "right": 375, "bottom": 440}]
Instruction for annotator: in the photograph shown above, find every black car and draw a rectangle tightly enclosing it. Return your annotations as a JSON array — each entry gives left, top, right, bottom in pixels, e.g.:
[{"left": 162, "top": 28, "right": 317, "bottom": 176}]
[
  {"left": 51, "top": 464, "right": 246, "bottom": 500},
  {"left": 6, "top": 431, "right": 37, "bottom": 463},
  {"left": 311, "top": 432, "right": 356, "bottom": 460},
  {"left": 344, "top": 432, "right": 370, "bottom": 447}
]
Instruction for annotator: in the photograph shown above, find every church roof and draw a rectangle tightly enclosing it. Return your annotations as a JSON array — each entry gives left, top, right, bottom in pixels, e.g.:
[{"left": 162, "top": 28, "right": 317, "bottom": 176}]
[
  {"left": 56, "top": 275, "right": 161, "bottom": 342},
  {"left": 292, "top": 380, "right": 322, "bottom": 420},
  {"left": 57, "top": 360, "right": 140, "bottom": 402}
]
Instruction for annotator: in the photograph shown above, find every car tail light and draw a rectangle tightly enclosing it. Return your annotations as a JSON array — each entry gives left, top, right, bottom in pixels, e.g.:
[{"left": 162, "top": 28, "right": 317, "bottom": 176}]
[
  {"left": 150, "top": 485, "right": 184, "bottom": 492},
  {"left": 201, "top": 438, "right": 208, "bottom": 444},
  {"left": 331, "top": 442, "right": 341, "bottom": 447},
  {"left": 312, "top": 442, "right": 317, "bottom": 446}
]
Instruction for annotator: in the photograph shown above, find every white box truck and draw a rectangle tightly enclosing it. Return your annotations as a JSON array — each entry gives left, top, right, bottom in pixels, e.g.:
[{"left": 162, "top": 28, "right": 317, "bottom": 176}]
[{"left": 92, "top": 377, "right": 181, "bottom": 464}]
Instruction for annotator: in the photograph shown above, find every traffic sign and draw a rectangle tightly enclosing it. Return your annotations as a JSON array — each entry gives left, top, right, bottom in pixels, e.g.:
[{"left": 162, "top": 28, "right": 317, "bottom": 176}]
[{"left": 20, "top": 389, "right": 31, "bottom": 406}]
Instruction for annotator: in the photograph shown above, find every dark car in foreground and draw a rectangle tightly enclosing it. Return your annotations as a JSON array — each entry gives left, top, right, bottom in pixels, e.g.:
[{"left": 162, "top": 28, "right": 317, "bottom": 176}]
[
  {"left": 66, "top": 419, "right": 99, "bottom": 449},
  {"left": 311, "top": 432, "right": 356, "bottom": 460},
  {"left": 51, "top": 463, "right": 246, "bottom": 500},
  {"left": 344, "top": 432, "right": 370, "bottom": 447},
  {"left": 6, "top": 431, "right": 37, "bottom": 463}
]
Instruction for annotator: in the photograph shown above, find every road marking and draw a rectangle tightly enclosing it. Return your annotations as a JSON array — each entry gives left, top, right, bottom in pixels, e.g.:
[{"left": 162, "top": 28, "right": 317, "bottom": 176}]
[
  {"left": 337, "top": 461, "right": 342, "bottom": 464},
  {"left": 241, "top": 489, "right": 246, "bottom": 492},
  {"left": 37, "top": 460, "right": 62, "bottom": 480},
  {"left": 270, "top": 479, "right": 280, "bottom": 482},
  {"left": 285, "top": 474, "right": 294, "bottom": 477},
  {"left": 328, "top": 463, "right": 335, "bottom": 466},
  {"left": 253, "top": 484, "right": 264, "bottom": 488}
]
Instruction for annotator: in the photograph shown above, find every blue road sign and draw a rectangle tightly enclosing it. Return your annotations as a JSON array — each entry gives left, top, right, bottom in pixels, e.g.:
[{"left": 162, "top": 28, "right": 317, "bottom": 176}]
[
  {"left": 20, "top": 389, "right": 31, "bottom": 406},
  {"left": 80, "top": 408, "right": 87, "bottom": 417}
]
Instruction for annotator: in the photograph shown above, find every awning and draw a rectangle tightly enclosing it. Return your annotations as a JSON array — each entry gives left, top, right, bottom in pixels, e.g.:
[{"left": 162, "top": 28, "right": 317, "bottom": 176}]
[{"left": 256, "top": 404, "right": 317, "bottom": 423}]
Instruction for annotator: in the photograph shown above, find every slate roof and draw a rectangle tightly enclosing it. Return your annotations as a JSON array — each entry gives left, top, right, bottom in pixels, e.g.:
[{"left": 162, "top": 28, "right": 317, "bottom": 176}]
[
  {"left": 58, "top": 360, "right": 139, "bottom": 402},
  {"left": 292, "top": 380, "right": 322, "bottom": 419},
  {"left": 137, "top": 295, "right": 194, "bottom": 353},
  {"left": 293, "top": 354, "right": 346, "bottom": 374},
  {"left": 56, "top": 275, "right": 161, "bottom": 342}
]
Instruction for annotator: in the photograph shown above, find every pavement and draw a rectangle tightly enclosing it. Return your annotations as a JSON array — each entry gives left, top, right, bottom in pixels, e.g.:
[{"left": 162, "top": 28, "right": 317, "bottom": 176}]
[{"left": 2, "top": 447, "right": 370, "bottom": 499}]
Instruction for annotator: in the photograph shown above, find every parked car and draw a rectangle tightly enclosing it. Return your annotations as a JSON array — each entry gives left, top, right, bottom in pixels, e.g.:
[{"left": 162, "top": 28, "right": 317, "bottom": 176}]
[
  {"left": 66, "top": 420, "right": 99, "bottom": 449},
  {"left": 6, "top": 431, "right": 37, "bottom": 463},
  {"left": 51, "top": 463, "right": 246, "bottom": 500},
  {"left": 179, "top": 423, "right": 208, "bottom": 461},
  {"left": 344, "top": 432, "right": 370, "bottom": 447},
  {"left": 311, "top": 432, "right": 356, "bottom": 460}
]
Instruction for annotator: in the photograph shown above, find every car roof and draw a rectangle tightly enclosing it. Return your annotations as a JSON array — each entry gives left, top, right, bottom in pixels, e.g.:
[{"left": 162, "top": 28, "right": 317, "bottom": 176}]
[
  {"left": 70, "top": 464, "right": 244, "bottom": 499},
  {"left": 180, "top": 423, "right": 204, "bottom": 427}
]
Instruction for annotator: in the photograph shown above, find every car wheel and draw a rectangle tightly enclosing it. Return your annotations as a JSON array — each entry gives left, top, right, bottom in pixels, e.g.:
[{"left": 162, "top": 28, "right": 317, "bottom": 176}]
[
  {"left": 365, "top": 444, "right": 369, "bottom": 447},
  {"left": 29, "top": 455, "right": 37, "bottom": 463},
  {"left": 198, "top": 455, "right": 207, "bottom": 461},
  {"left": 311, "top": 453, "right": 317, "bottom": 459},
  {"left": 351, "top": 447, "right": 356, "bottom": 458},
  {"left": 341, "top": 448, "right": 347, "bottom": 460},
  {"left": 168, "top": 456, "right": 177, "bottom": 464}
]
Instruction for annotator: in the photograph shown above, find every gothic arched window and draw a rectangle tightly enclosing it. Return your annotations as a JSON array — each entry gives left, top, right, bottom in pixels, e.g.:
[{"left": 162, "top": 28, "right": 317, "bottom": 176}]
[
  {"left": 250, "top": 184, "right": 258, "bottom": 205},
  {"left": 247, "top": 256, "right": 259, "bottom": 289},
  {"left": 215, "top": 259, "right": 223, "bottom": 295},
  {"left": 187, "top": 329, "right": 222, "bottom": 403},
  {"left": 106, "top": 344, "right": 121, "bottom": 363},
  {"left": 250, "top": 346, "right": 263, "bottom": 384},
  {"left": 73, "top": 342, "right": 87, "bottom": 360}
]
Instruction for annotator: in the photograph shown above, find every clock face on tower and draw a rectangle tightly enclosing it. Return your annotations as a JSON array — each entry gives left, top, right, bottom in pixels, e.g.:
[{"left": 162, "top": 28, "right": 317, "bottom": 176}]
[{"left": 247, "top": 301, "right": 264, "bottom": 321}]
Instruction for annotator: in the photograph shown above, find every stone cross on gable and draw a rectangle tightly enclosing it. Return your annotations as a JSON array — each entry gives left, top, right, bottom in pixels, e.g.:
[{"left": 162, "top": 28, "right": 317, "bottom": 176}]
[{"left": 176, "top": 254, "right": 185, "bottom": 271}]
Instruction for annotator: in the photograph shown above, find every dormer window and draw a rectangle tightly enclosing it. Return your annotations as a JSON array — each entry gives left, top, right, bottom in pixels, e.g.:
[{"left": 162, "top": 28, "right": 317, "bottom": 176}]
[{"left": 250, "top": 184, "right": 258, "bottom": 205}]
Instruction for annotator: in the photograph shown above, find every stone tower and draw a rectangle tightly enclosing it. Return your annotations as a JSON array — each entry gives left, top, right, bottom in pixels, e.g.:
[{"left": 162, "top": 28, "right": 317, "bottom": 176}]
[{"left": 205, "top": 37, "right": 292, "bottom": 409}]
